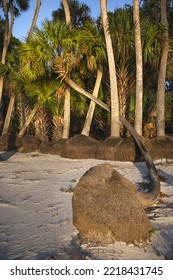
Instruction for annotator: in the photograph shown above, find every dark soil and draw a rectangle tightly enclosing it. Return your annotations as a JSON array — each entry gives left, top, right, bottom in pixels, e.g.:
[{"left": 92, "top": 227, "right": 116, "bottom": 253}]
[{"left": 1, "top": 133, "right": 173, "bottom": 162}]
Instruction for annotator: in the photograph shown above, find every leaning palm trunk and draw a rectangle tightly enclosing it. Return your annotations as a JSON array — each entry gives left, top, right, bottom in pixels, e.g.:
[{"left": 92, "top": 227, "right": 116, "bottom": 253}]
[
  {"left": 17, "top": 96, "right": 31, "bottom": 130},
  {"left": 100, "top": 0, "right": 120, "bottom": 137},
  {"left": 120, "top": 117, "right": 160, "bottom": 208},
  {"left": 64, "top": 76, "right": 109, "bottom": 111},
  {"left": 27, "top": 0, "right": 42, "bottom": 39},
  {"left": 2, "top": 93, "right": 15, "bottom": 135},
  {"left": 133, "top": 0, "right": 143, "bottom": 136},
  {"left": 156, "top": 0, "right": 168, "bottom": 137},
  {"left": 81, "top": 67, "right": 103, "bottom": 136},
  {"left": 18, "top": 106, "right": 38, "bottom": 137}
]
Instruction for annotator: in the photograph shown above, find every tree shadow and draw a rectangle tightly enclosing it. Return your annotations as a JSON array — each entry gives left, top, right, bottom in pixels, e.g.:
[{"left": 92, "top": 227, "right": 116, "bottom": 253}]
[
  {"left": 36, "top": 235, "right": 93, "bottom": 260},
  {"left": 157, "top": 168, "right": 173, "bottom": 187},
  {"left": 0, "top": 151, "right": 16, "bottom": 161}
]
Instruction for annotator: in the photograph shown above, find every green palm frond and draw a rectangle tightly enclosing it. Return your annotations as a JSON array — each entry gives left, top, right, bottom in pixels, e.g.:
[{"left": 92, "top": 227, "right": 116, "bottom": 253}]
[
  {"left": 76, "top": 22, "right": 106, "bottom": 70},
  {"left": 141, "top": 20, "right": 164, "bottom": 65},
  {"left": 24, "top": 79, "right": 60, "bottom": 112}
]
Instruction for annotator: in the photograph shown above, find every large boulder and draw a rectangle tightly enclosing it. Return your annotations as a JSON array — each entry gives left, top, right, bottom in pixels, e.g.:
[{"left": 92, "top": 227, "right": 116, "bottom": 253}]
[{"left": 72, "top": 164, "right": 152, "bottom": 244}]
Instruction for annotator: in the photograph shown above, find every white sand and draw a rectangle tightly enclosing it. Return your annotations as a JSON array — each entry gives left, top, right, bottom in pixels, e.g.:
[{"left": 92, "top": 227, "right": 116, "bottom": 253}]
[{"left": 0, "top": 151, "right": 173, "bottom": 260}]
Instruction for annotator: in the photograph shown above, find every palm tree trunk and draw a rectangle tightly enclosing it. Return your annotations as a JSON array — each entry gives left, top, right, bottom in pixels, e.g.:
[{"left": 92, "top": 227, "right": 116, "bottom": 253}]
[
  {"left": 62, "top": 87, "right": 70, "bottom": 138},
  {"left": 156, "top": 0, "right": 168, "bottom": 137},
  {"left": 120, "top": 117, "right": 160, "bottom": 208},
  {"left": 2, "top": 94, "right": 15, "bottom": 135},
  {"left": 133, "top": 0, "right": 143, "bottom": 136},
  {"left": 64, "top": 76, "right": 109, "bottom": 111},
  {"left": 100, "top": 0, "right": 120, "bottom": 137},
  {"left": 81, "top": 67, "right": 103, "bottom": 136},
  {"left": 18, "top": 106, "right": 38, "bottom": 137},
  {"left": 62, "top": 0, "right": 71, "bottom": 24},
  {"left": 61, "top": 0, "right": 71, "bottom": 139},
  {"left": 0, "top": 0, "right": 14, "bottom": 103},
  {"left": 28, "top": 0, "right": 42, "bottom": 39}
]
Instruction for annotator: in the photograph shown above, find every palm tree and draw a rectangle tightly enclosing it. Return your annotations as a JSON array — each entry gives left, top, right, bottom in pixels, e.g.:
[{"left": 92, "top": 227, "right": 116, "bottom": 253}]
[
  {"left": 99, "top": 0, "right": 120, "bottom": 137},
  {"left": 156, "top": 0, "right": 169, "bottom": 136},
  {"left": 2, "top": 0, "right": 42, "bottom": 135},
  {"left": 79, "top": 22, "right": 106, "bottom": 136},
  {"left": 18, "top": 79, "right": 59, "bottom": 137},
  {"left": 81, "top": 67, "right": 103, "bottom": 136},
  {"left": 0, "top": 0, "right": 30, "bottom": 104},
  {"left": 108, "top": 8, "right": 135, "bottom": 135},
  {"left": 17, "top": 20, "right": 75, "bottom": 138},
  {"left": 133, "top": 0, "right": 143, "bottom": 136}
]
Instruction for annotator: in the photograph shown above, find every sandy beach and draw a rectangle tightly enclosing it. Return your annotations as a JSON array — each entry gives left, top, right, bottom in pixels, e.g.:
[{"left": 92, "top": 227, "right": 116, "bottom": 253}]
[{"left": 0, "top": 151, "right": 173, "bottom": 260}]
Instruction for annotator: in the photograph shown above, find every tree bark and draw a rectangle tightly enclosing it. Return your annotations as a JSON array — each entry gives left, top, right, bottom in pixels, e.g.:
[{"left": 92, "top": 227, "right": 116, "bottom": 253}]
[
  {"left": 18, "top": 106, "right": 38, "bottom": 137},
  {"left": 61, "top": 0, "right": 71, "bottom": 139},
  {"left": 156, "top": 0, "right": 168, "bottom": 137},
  {"left": 27, "top": 0, "right": 42, "bottom": 39},
  {"left": 62, "top": 0, "right": 71, "bottom": 24},
  {"left": 2, "top": 94, "right": 15, "bottom": 135},
  {"left": 64, "top": 76, "right": 109, "bottom": 111},
  {"left": 0, "top": 0, "right": 14, "bottom": 103},
  {"left": 81, "top": 67, "right": 103, "bottom": 136},
  {"left": 120, "top": 117, "right": 160, "bottom": 208},
  {"left": 100, "top": 0, "right": 120, "bottom": 137},
  {"left": 62, "top": 87, "right": 70, "bottom": 138},
  {"left": 133, "top": 0, "right": 143, "bottom": 136}
]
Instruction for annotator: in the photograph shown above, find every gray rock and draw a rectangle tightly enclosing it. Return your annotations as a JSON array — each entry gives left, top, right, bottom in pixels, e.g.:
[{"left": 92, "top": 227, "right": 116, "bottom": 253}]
[{"left": 72, "top": 164, "right": 152, "bottom": 244}]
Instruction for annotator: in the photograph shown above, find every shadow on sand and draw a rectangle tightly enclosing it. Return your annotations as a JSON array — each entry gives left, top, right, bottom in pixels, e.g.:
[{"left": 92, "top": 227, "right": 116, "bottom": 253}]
[{"left": 0, "top": 151, "right": 16, "bottom": 161}]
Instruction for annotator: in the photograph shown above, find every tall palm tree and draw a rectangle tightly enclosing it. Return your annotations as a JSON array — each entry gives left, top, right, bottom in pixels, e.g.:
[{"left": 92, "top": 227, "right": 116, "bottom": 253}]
[
  {"left": 0, "top": 0, "right": 30, "bottom": 103},
  {"left": 156, "top": 0, "right": 169, "bottom": 136},
  {"left": 108, "top": 8, "right": 135, "bottom": 135},
  {"left": 17, "top": 20, "right": 75, "bottom": 138},
  {"left": 99, "top": 0, "right": 120, "bottom": 137},
  {"left": 79, "top": 22, "right": 106, "bottom": 136},
  {"left": 133, "top": 0, "right": 143, "bottom": 136},
  {"left": 1, "top": 0, "right": 42, "bottom": 135}
]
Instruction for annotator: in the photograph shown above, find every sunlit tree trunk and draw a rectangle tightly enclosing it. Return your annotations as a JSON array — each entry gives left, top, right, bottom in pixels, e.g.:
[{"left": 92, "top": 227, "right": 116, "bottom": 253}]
[
  {"left": 81, "top": 67, "right": 103, "bottom": 136},
  {"left": 62, "top": 87, "right": 71, "bottom": 138},
  {"left": 2, "top": 93, "right": 15, "bottom": 135},
  {"left": 61, "top": 0, "right": 71, "bottom": 139},
  {"left": 27, "top": 0, "right": 42, "bottom": 39},
  {"left": 100, "top": 0, "right": 120, "bottom": 137},
  {"left": 0, "top": 0, "right": 14, "bottom": 103},
  {"left": 18, "top": 106, "right": 38, "bottom": 137},
  {"left": 156, "top": 0, "right": 168, "bottom": 137},
  {"left": 62, "top": 0, "right": 71, "bottom": 24},
  {"left": 133, "top": 0, "right": 143, "bottom": 136},
  {"left": 64, "top": 76, "right": 109, "bottom": 111}
]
